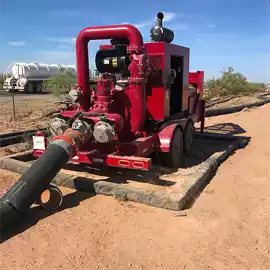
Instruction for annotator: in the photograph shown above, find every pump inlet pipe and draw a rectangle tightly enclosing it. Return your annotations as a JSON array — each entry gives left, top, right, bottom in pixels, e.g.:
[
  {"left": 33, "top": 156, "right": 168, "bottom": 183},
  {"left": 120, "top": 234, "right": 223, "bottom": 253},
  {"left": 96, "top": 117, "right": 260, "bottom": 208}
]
[{"left": 0, "top": 121, "right": 92, "bottom": 232}]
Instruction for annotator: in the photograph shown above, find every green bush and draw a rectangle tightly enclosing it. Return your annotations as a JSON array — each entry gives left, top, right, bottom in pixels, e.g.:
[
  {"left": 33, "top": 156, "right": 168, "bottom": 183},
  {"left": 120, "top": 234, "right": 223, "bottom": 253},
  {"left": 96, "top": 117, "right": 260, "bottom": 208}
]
[
  {"left": 204, "top": 67, "right": 264, "bottom": 100},
  {"left": 49, "top": 70, "right": 77, "bottom": 97},
  {"left": 248, "top": 82, "right": 266, "bottom": 92}
]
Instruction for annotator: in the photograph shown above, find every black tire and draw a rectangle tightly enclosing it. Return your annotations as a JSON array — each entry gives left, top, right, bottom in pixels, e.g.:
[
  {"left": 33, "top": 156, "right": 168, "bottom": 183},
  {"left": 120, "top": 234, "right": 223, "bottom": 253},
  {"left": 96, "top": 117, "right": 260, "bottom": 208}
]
[
  {"left": 158, "top": 127, "right": 184, "bottom": 168},
  {"left": 24, "top": 82, "right": 29, "bottom": 93},
  {"left": 35, "top": 82, "right": 43, "bottom": 93},
  {"left": 25, "top": 82, "right": 34, "bottom": 94},
  {"left": 183, "top": 120, "right": 195, "bottom": 155}
]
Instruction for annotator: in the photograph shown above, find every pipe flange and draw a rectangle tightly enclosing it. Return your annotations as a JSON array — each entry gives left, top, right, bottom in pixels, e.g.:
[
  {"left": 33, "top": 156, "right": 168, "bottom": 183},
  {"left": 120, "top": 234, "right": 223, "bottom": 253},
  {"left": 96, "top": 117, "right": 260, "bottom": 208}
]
[
  {"left": 93, "top": 121, "right": 115, "bottom": 143},
  {"left": 68, "top": 89, "right": 81, "bottom": 103},
  {"left": 49, "top": 117, "right": 67, "bottom": 136},
  {"left": 71, "top": 119, "right": 92, "bottom": 136},
  {"left": 39, "top": 184, "right": 63, "bottom": 211}
]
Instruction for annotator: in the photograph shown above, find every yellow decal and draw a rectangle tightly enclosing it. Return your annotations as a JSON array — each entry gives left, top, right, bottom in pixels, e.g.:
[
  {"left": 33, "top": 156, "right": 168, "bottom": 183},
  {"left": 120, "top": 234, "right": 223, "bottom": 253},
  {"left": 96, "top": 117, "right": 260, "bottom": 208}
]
[{"left": 112, "top": 58, "right": 118, "bottom": 67}]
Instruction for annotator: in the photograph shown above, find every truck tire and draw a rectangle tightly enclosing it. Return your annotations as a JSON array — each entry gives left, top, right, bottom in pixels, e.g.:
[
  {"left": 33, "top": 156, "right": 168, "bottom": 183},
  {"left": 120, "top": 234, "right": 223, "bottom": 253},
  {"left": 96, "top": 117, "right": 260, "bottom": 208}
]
[
  {"left": 183, "top": 120, "right": 195, "bottom": 155},
  {"left": 35, "top": 82, "right": 43, "bottom": 93},
  {"left": 25, "top": 82, "right": 34, "bottom": 94},
  {"left": 158, "top": 127, "right": 184, "bottom": 168}
]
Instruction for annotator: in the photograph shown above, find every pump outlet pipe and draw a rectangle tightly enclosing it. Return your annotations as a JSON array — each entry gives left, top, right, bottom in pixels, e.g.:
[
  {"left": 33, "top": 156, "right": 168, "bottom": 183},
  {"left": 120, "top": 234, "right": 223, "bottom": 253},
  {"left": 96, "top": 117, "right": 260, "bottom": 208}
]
[
  {"left": 76, "top": 24, "right": 144, "bottom": 110},
  {"left": 0, "top": 126, "right": 91, "bottom": 232}
]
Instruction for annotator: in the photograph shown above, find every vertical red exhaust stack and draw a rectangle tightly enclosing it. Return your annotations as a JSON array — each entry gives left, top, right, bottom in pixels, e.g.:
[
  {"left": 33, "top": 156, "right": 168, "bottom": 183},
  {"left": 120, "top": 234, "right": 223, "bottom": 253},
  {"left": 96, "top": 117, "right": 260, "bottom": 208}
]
[{"left": 76, "top": 24, "right": 144, "bottom": 112}]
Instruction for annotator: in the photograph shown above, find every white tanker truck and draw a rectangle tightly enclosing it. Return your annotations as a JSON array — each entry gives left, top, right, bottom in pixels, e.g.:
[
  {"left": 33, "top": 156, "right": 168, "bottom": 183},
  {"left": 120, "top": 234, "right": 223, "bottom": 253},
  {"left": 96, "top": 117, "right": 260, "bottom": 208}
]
[{"left": 3, "top": 62, "right": 76, "bottom": 93}]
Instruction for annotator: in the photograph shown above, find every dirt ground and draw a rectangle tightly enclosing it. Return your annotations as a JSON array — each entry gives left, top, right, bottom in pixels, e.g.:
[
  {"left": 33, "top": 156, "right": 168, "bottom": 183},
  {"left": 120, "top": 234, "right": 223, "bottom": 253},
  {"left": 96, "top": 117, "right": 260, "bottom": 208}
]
[
  {"left": 0, "top": 169, "right": 19, "bottom": 197},
  {"left": 0, "top": 104, "right": 269, "bottom": 269},
  {"left": 0, "top": 93, "right": 57, "bottom": 134},
  {"left": 0, "top": 93, "right": 58, "bottom": 156}
]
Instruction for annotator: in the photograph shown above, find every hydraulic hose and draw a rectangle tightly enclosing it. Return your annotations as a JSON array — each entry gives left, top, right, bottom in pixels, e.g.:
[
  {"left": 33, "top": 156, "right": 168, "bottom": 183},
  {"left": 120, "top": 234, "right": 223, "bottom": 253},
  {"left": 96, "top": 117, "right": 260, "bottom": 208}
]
[{"left": 0, "top": 127, "right": 90, "bottom": 232}]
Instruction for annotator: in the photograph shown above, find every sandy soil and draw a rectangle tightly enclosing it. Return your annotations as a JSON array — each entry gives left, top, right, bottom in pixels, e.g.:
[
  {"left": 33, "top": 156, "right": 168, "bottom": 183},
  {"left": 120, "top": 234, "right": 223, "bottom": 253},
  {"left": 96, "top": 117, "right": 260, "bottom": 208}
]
[
  {"left": 0, "top": 169, "right": 19, "bottom": 197},
  {"left": 0, "top": 104, "right": 269, "bottom": 269},
  {"left": 0, "top": 93, "right": 58, "bottom": 156},
  {"left": 0, "top": 93, "right": 57, "bottom": 134}
]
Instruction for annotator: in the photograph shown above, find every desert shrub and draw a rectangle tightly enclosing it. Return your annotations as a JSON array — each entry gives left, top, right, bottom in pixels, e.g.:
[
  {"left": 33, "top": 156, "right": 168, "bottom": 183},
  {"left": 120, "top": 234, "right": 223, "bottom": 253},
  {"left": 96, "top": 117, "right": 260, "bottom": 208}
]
[
  {"left": 49, "top": 70, "right": 77, "bottom": 97},
  {"left": 204, "top": 67, "right": 263, "bottom": 100},
  {"left": 248, "top": 82, "right": 266, "bottom": 92}
]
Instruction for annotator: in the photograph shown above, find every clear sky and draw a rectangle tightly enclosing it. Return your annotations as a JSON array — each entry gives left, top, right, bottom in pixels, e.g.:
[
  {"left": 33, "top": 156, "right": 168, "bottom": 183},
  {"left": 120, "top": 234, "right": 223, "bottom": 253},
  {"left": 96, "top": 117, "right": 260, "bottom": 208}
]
[{"left": 0, "top": 0, "right": 269, "bottom": 82}]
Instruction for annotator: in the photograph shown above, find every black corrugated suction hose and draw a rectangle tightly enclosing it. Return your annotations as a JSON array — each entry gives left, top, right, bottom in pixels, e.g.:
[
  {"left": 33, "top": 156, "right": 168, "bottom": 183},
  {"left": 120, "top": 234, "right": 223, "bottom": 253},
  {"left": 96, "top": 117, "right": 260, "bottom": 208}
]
[
  {"left": 0, "top": 141, "right": 71, "bottom": 232},
  {"left": 205, "top": 98, "right": 270, "bottom": 117}
]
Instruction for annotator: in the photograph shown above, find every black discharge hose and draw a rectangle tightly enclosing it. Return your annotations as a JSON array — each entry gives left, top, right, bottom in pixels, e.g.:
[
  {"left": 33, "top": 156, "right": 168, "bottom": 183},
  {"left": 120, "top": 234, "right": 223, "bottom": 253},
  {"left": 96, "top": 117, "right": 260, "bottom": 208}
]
[
  {"left": 0, "top": 139, "right": 72, "bottom": 232},
  {"left": 0, "top": 128, "right": 47, "bottom": 139}
]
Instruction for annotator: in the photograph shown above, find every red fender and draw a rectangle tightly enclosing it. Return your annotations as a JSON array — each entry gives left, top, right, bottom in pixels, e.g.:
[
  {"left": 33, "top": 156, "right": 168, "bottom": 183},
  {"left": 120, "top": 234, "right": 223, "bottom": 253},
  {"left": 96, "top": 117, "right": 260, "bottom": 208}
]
[{"left": 157, "top": 123, "right": 184, "bottom": 152}]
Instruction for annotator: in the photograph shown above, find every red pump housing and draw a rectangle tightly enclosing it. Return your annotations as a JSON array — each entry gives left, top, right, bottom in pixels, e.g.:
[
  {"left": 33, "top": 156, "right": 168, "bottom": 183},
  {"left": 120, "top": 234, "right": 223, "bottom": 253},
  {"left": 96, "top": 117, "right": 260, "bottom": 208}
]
[{"left": 33, "top": 13, "right": 205, "bottom": 171}]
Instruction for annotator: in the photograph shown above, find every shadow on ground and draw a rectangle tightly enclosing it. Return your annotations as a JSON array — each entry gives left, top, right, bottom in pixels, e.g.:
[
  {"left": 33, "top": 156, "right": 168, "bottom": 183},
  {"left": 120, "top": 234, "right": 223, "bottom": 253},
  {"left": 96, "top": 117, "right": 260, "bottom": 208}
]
[
  {"left": 13, "top": 123, "right": 249, "bottom": 188},
  {"left": 61, "top": 123, "right": 248, "bottom": 184},
  {"left": 0, "top": 190, "right": 93, "bottom": 243},
  {"left": 203, "top": 122, "right": 246, "bottom": 136},
  {"left": 183, "top": 123, "right": 250, "bottom": 209},
  {"left": 1, "top": 123, "right": 251, "bottom": 241}
]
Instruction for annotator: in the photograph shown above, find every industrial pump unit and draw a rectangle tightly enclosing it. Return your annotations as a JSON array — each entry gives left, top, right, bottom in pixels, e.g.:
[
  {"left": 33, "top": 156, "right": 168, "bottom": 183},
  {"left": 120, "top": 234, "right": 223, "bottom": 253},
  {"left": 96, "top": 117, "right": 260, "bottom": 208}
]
[
  {"left": 0, "top": 13, "right": 206, "bottom": 229},
  {"left": 32, "top": 12, "right": 205, "bottom": 171}
]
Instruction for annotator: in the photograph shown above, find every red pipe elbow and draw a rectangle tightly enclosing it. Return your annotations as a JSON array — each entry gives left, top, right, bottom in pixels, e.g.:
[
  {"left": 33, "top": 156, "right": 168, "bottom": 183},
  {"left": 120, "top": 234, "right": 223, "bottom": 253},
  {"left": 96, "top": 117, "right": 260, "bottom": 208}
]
[{"left": 76, "top": 24, "right": 144, "bottom": 111}]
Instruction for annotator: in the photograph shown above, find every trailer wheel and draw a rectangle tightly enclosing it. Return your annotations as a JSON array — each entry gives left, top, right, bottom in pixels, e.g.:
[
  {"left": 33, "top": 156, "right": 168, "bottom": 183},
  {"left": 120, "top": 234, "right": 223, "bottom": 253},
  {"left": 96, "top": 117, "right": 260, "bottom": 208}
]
[
  {"left": 35, "top": 82, "right": 43, "bottom": 93},
  {"left": 25, "top": 82, "right": 34, "bottom": 94},
  {"left": 183, "top": 120, "right": 195, "bottom": 155},
  {"left": 158, "top": 127, "right": 184, "bottom": 168}
]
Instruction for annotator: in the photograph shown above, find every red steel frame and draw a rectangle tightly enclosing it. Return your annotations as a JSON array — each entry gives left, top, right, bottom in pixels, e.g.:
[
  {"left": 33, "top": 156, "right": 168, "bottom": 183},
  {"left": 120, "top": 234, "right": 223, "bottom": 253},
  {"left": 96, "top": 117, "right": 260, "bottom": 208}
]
[
  {"left": 188, "top": 71, "right": 205, "bottom": 132},
  {"left": 33, "top": 25, "right": 205, "bottom": 171}
]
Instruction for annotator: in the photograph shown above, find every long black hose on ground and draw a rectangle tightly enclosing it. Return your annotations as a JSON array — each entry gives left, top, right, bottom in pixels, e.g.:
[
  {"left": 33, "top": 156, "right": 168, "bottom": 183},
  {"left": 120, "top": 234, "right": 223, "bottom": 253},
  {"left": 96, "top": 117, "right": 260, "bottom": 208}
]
[
  {"left": 0, "top": 134, "right": 32, "bottom": 147},
  {"left": 205, "top": 98, "right": 270, "bottom": 117},
  {"left": 0, "top": 128, "right": 47, "bottom": 139},
  {"left": 0, "top": 141, "right": 71, "bottom": 232},
  {"left": 0, "top": 129, "right": 48, "bottom": 147}
]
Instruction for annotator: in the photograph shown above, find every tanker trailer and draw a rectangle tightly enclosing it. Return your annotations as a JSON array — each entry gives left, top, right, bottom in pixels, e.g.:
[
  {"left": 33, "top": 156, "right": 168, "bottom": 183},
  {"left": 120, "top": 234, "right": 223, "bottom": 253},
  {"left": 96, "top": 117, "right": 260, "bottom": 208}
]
[{"left": 3, "top": 62, "right": 76, "bottom": 93}]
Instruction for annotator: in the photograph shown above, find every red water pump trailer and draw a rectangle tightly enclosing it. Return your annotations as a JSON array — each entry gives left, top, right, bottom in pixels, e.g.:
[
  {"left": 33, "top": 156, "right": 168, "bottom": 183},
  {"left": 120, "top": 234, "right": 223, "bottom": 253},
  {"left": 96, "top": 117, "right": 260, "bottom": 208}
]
[{"left": 33, "top": 12, "right": 205, "bottom": 171}]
